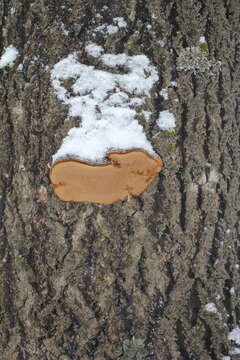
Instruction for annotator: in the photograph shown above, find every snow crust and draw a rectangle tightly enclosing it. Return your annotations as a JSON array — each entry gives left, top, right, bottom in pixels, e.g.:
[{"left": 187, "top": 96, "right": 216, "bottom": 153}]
[
  {"left": 105, "top": 25, "right": 118, "bottom": 35},
  {"left": 51, "top": 45, "right": 158, "bottom": 164},
  {"left": 228, "top": 327, "right": 240, "bottom": 344},
  {"left": 204, "top": 303, "right": 218, "bottom": 314},
  {"left": 230, "top": 287, "right": 235, "bottom": 296},
  {"left": 171, "top": 81, "right": 177, "bottom": 87},
  {"left": 94, "top": 18, "right": 127, "bottom": 36},
  {"left": 85, "top": 43, "right": 104, "bottom": 57},
  {"left": 60, "top": 23, "right": 69, "bottom": 36},
  {"left": 199, "top": 36, "right": 206, "bottom": 43},
  {"left": 227, "top": 328, "right": 240, "bottom": 360},
  {"left": 0, "top": 45, "right": 19, "bottom": 69},
  {"left": 113, "top": 17, "right": 127, "bottom": 28},
  {"left": 230, "top": 348, "right": 240, "bottom": 355},
  {"left": 157, "top": 110, "right": 176, "bottom": 131},
  {"left": 159, "top": 88, "right": 169, "bottom": 100}
]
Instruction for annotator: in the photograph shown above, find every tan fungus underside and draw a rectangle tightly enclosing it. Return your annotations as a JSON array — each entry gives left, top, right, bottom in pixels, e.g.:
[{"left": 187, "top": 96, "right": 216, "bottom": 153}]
[{"left": 50, "top": 150, "right": 163, "bottom": 204}]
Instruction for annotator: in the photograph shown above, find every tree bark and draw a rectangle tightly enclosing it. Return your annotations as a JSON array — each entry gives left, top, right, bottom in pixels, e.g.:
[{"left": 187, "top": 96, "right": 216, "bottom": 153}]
[{"left": 0, "top": 0, "right": 240, "bottom": 359}]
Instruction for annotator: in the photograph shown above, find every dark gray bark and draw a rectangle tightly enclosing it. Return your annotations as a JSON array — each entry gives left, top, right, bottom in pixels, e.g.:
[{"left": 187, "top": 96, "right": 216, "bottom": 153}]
[{"left": 0, "top": 0, "right": 240, "bottom": 359}]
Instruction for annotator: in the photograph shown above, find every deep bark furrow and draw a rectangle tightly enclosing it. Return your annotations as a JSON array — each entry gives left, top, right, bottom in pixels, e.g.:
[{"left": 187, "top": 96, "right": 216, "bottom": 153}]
[{"left": 176, "top": 320, "right": 191, "bottom": 360}]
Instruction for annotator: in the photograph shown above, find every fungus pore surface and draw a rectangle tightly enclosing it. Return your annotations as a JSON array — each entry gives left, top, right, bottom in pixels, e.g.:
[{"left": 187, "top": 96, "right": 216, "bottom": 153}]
[{"left": 50, "top": 150, "right": 163, "bottom": 204}]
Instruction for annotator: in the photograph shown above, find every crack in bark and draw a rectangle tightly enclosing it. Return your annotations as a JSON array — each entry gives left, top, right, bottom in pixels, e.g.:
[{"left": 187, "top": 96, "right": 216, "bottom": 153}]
[
  {"left": 136, "top": 246, "right": 148, "bottom": 294},
  {"left": 145, "top": 289, "right": 165, "bottom": 353},
  {"left": 176, "top": 319, "right": 191, "bottom": 360},
  {"left": 200, "top": 318, "right": 218, "bottom": 360}
]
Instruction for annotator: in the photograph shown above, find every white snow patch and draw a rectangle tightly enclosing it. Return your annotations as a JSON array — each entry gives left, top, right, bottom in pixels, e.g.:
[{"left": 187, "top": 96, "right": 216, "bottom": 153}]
[
  {"left": 171, "top": 81, "right": 177, "bottom": 87},
  {"left": 85, "top": 43, "right": 104, "bottom": 57},
  {"left": 158, "top": 40, "right": 165, "bottom": 47},
  {"left": 199, "top": 36, "right": 206, "bottom": 43},
  {"left": 95, "top": 24, "right": 106, "bottom": 33},
  {"left": 143, "top": 111, "right": 151, "bottom": 121},
  {"left": 157, "top": 110, "right": 176, "bottom": 131},
  {"left": 113, "top": 17, "right": 127, "bottom": 28},
  {"left": 204, "top": 303, "right": 218, "bottom": 314},
  {"left": 17, "top": 63, "right": 23, "bottom": 72},
  {"left": 94, "top": 18, "right": 127, "bottom": 36},
  {"left": 60, "top": 23, "right": 69, "bottom": 36},
  {"left": 222, "top": 357, "right": 230, "bottom": 360},
  {"left": 106, "top": 25, "right": 118, "bottom": 35},
  {"left": 0, "top": 45, "right": 19, "bottom": 69},
  {"left": 159, "top": 88, "right": 169, "bottom": 100},
  {"left": 228, "top": 327, "right": 240, "bottom": 344},
  {"left": 230, "top": 287, "right": 235, "bottom": 296},
  {"left": 51, "top": 46, "right": 159, "bottom": 163},
  {"left": 230, "top": 348, "right": 240, "bottom": 355},
  {"left": 95, "top": 24, "right": 118, "bottom": 35}
]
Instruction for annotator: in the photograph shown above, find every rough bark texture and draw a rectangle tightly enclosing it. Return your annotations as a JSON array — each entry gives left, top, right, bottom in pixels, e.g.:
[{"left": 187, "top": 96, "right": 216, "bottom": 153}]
[{"left": 0, "top": 0, "right": 240, "bottom": 359}]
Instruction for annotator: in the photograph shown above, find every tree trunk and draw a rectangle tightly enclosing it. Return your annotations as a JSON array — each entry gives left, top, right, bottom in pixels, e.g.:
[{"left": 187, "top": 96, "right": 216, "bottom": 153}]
[{"left": 1, "top": 1, "right": 240, "bottom": 359}]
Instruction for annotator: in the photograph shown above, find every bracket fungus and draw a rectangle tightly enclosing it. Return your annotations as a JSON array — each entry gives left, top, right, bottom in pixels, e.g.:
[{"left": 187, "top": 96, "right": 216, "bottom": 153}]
[
  {"left": 49, "top": 42, "right": 164, "bottom": 204},
  {"left": 50, "top": 150, "right": 163, "bottom": 204}
]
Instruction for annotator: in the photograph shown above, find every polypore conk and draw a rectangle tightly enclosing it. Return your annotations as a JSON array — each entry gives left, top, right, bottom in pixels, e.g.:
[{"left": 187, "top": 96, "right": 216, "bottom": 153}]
[
  {"left": 50, "top": 44, "right": 163, "bottom": 203},
  {"left": 50, "top": 150, "right": 163, "bottom": 204}
]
